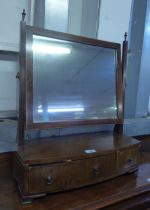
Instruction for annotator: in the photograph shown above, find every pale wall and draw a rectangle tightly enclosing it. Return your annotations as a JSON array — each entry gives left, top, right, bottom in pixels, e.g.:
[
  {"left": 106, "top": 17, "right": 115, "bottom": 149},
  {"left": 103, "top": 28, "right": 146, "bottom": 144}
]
[
  {"left": 0, "top": 0, "right": 30, "bottom": 113},
  {"left": 98, "top": 0, "right": 133, "bottom": 43},
  {"left": 0, "top": 0, "right": 30, "bottom": 50}
]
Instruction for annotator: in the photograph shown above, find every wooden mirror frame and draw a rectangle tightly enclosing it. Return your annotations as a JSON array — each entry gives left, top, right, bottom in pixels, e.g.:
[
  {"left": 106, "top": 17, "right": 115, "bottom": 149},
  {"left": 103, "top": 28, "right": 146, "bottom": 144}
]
[{"left": 18, "top": 21, "right": 125, "bottom": 144}]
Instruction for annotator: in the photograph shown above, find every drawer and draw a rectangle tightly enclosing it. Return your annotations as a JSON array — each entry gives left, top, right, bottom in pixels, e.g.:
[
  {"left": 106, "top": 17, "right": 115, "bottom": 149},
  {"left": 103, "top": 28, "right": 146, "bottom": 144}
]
[
  {"left": 28, "top": 153, "right": 116, "bottom": 194},
  {"left": 116, "top": 145, "right": 141, "bottom": 175},
  {"left": 28, "top": 163, "right": 67, "bottom": 194},
  {"left": 66, "top": 152, "right": 116, "bottom": 189}
]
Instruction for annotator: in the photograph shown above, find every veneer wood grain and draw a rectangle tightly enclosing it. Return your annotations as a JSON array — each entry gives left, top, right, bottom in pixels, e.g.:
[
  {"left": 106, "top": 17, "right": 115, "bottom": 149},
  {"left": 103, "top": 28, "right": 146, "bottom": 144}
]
[
  {"left": 14, "top": 132, "right": 141, "bottom": 200},
  {"left": 0, "top": 152, "right": 150, "bottom": 210}
]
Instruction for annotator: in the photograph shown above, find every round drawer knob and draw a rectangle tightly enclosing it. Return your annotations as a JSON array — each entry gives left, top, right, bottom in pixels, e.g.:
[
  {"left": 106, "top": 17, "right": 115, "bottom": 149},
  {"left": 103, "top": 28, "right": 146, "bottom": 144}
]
[
  {"left": 46, "top": 176, "right": 53, "bottom": 185},
  {"left": 93, "top": 168, "right": 101, "bottom": 175},
  {"left": 127, "top": 158, "right": 132, "bottom": 164}
]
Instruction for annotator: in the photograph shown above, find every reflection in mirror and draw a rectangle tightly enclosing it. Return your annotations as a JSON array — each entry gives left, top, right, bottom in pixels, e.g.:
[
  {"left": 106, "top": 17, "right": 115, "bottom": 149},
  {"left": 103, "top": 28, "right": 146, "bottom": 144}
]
[{"left": 32, "top": 35, "right": 117, "bottom": 123}]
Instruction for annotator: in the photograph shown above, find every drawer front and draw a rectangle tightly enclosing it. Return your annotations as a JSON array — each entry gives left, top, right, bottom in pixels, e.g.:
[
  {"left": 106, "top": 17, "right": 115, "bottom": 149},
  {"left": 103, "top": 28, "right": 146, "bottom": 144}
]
[
  {"left": 28, "top": 163, "right": 67, "bottom": 194},
  {"left": 117, "top": 145, "right": 140, "bottom": 175},
  {"left": 28, "top": 153, "right": 116, "bottom": 194},
  {"left": 66, "top": 153, "right": 116, "bottom": 189}
]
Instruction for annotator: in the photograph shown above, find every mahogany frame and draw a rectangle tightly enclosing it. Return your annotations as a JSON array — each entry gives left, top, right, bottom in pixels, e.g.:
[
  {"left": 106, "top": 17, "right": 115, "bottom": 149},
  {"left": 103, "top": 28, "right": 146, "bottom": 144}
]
[{"left": 18, "top": 20, "right": 127, "bottom": 145}]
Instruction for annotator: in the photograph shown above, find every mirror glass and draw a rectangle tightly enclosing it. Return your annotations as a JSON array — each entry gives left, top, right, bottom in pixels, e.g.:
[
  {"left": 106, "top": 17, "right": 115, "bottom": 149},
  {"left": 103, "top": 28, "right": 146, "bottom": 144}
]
[{"left": 32, "top": 35, "right": 117, "bottom": 123}]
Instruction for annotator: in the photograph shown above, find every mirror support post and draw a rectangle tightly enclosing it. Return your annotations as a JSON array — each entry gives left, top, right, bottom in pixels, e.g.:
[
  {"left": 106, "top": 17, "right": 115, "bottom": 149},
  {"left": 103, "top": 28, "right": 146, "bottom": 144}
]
[
  {"left": 18, "top": 11, "right": 26, "bottom": 146},
  {"left": 114, "top": 32, "right": 128, "bottom": 134}
]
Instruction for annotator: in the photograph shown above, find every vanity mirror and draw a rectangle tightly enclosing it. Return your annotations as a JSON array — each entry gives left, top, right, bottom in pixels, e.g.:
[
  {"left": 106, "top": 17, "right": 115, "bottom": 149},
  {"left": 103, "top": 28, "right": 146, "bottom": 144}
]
[
  {"left": 14, "top": 19, "right": 141, "bottom": 203},
  {"left": 23, "top": 24, "right": 122, "bottom": 130}
]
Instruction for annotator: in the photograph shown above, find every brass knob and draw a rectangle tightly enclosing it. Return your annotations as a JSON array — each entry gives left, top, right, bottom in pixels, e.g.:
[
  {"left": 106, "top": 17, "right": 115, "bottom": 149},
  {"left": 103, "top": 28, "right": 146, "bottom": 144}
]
[
  {"left": 46, "top": 176, "right": 53, "bottom": 185},
  {"left": 127, "top": 158, "right": 132, "bottom": 164},
  {"left": 93, "top": 168, "right": 100, "bottom": 175}
]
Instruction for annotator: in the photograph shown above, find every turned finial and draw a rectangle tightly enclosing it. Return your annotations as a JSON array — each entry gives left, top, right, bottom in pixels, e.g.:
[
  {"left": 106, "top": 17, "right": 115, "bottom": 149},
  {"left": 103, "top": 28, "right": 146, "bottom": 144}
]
[
  {"left": 124, "top": 32, "right": 128, "bottom": 41},
  {"left": 22, "top": 9, "right": 26, "bottom": 21}
]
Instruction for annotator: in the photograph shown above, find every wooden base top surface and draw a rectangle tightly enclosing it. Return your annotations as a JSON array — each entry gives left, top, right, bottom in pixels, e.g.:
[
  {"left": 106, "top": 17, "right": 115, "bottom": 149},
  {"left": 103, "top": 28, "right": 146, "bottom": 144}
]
[
  {"left": 17, "top": 132, "right": 140, "bottom": 164},
  {"left": 1, "top": 152, "right": 150, "bottom": 210}
]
